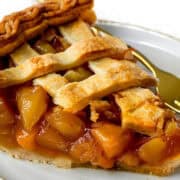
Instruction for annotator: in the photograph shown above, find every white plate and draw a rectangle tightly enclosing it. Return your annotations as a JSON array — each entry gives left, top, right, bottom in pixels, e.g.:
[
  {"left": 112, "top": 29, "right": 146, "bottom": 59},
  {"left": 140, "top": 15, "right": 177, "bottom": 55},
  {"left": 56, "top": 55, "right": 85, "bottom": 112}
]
[{"left": 0, "top": 21, "right": 179, "bottom": 180}]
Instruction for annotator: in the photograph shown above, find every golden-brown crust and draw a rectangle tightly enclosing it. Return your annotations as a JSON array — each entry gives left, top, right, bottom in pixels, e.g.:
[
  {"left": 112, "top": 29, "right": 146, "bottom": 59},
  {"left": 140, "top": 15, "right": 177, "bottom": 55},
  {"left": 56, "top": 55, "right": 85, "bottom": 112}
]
[
  {"left": 34, "top": 73, "right": 68, "bottom": 97},
  {"left": 54, "top": 60, "right": 156, "bottom": 113},
  {"left": 0, "top": 0, "right": 94, "bottom": 56},
  {"left": 118, "top": 154, "right": 180, "bottom": 176},
  {"left": 0, "top": 144, "right": 179, "bottom": 176},
  {"left": 59, "top": 19, "right": 94, "bottom": 43},
  {"left": 0, "top": 145, "right": 73, "bottom": 168},
  {"left": 34, "top": 60, "right": 156, "bottom": 113},
  {"left": 10, "top": 43, "right": 39, "bottom": 65},
  {"left": 0, "top": 36, "right": 133, "bottom": 88},
  {"left": 114, "top": 87, "right": 169, "bottom": 136}
]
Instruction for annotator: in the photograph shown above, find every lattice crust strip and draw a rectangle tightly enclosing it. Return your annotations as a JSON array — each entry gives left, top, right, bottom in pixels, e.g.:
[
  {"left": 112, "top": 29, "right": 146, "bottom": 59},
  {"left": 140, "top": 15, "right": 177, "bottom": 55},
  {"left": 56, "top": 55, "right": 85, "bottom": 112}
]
[
  {"left": 54, "top": 59, "right": 156, "bottom": 112},
  {"left": 34, "top": 73, "right": 68, "bottom": 97},
  {"left": 0, "top": 0, "right": 94, "bottom": 56},
  {"left": 0, "top": 30, "right": 133, "bottom": 87},
  {"left": 10, "top": 43, "right": 39, "bottom": 65},
  {"left": 114, "top": 87, "right": 173, "bottom": 136},
  {"left": 59, "top": 19, "right": 94, "bottom": 43},
  {"left": 9, "top": 19, "right": 156, "bottom": 114}
]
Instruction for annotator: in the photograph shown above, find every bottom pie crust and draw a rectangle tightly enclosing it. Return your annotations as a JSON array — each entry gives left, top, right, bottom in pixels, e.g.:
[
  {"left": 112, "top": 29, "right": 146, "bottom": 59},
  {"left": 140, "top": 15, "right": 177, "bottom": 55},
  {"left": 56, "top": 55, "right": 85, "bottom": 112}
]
[{"left": 0, "top": 144, "right": 179, "bottom": 176}]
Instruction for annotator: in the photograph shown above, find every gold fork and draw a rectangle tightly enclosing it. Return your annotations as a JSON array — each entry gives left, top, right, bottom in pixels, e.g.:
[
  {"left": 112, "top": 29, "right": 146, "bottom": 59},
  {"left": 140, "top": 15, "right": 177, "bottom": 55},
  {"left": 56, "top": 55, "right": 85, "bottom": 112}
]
[
  {"left": 92, "top": 26, "right": 180, "bottom": 113},
  {"left": 132, "top": 49, "right": 180, "bottom": 113}
]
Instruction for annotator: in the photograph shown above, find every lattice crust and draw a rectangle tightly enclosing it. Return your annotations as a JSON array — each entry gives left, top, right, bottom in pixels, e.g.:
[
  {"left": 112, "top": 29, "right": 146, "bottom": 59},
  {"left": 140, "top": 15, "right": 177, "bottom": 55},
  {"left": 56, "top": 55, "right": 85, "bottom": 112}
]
[
  {"left": 54, "top": 60, "right": 156, "bottom": 112},
  {"left": 4, "top": 19, "right": 156, "bottom": 112},
  {"left": 33, "top": 20, "right": 155, "bottom": 113},
  {"left": 0, "top": 0, "right": 94, "bottom": 56},
  {"left": 59, "top": 19, "right": 94, "bottom": 43},
  {"left": 114, "top": 87, "right": 175, "bottom": 136},
  {"left": 10, "top": 43, "right": 39, "bottom": 65},
  {"left": 34, "top": 73, "right": 68, "bottom": 97},
  {"left": 0, "top": 34, "right": 134, "bottom": 87}
]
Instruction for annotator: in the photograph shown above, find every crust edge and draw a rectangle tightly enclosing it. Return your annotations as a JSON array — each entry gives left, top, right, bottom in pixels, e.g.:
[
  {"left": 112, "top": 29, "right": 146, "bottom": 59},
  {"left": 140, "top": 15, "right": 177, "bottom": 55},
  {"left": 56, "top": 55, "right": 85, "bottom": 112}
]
[
  {"left": 0, "top": 0, "right": 94, "bottom": 56},
  {"left": 0, "top": 145, "right": 179, "bottom": 176}
]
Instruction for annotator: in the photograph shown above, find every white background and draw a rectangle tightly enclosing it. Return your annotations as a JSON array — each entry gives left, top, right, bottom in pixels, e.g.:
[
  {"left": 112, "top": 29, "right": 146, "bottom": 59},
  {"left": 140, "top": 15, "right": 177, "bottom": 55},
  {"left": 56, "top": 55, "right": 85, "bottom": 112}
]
[
  {"left": 94, "top": 0, "right": 180, "bottom": 39},
  {"left": 0, "top": 0, "right": 180, "bottom": 39}
]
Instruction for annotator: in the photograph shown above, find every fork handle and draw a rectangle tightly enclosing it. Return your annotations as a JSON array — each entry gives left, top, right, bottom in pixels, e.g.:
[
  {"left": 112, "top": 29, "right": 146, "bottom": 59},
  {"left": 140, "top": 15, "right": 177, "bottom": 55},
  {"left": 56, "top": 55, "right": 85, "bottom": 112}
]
[{"left": 131, "top": 49, "right": 157, "bottom": 77}]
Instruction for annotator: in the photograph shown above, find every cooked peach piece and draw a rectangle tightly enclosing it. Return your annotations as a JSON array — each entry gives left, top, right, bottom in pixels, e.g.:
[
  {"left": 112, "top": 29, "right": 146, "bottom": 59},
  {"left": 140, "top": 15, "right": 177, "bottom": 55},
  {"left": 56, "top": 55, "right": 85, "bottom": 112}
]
[
  {"left": 91, "top": 122, "right": 132, "bottom": 159},
  {"left": 16, "top": 126, "right": 37, "bottom": 151},
  {"left": 70, "top": 132, "right": 114, "bottom": 168},
  {"left": 70, "top": 132, "right": 96, "bottom": 163},
  {"left": 119, "top": 151, "right": 140, "bottom": 167},
  {"left": 0, "top": 97, "right": 14, "bottom": 126},
  {"left": 45, "top": 106, "right": 85, "bottom": 140},
  {"left": 36, "top": 122, "right": 68, "bottom": 152},
  {"left": 16, "top": 86, "right": 48, "bottom": 131},
  {"left": 138, "top": 137, "right": 166, "bottom": 164}
]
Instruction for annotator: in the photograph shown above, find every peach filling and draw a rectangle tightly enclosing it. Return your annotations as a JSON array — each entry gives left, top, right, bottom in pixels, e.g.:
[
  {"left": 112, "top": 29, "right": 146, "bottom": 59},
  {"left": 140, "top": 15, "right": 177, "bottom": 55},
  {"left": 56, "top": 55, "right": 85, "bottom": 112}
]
[{"left": 0, "top": 85, "right": 179, "bottom": 169}]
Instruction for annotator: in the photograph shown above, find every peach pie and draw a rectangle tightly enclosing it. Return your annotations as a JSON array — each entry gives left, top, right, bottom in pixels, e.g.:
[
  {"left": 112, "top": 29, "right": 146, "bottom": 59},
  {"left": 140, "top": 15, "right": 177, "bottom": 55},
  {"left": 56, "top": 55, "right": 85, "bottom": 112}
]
[{"left": 0, "top": 0, "right": 179, "bottom": 176}]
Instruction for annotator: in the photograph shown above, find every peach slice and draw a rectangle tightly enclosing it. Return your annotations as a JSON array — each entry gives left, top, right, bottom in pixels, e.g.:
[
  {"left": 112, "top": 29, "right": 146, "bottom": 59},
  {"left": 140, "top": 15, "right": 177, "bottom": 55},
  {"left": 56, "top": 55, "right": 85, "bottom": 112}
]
[
  {"left": 16, "top": 86, "right": 48, "bottom": 131},
  {"left": 36, "top": 122, "right": 68, "bottom": 152},
  {"left": 16, "top": 126, "right": 37, "bottom": 151},
  {"left": 91, "top": 122, "right": 132, "bottom": 159},
  {"left": 138, "top": 137, "right": 166, "bottom": 164},
  {"left": 70, "top": 132, "right": 114, "bottom": 168},
  {"left": 45, "top": 106, "right": 85, "bottom": 140}
]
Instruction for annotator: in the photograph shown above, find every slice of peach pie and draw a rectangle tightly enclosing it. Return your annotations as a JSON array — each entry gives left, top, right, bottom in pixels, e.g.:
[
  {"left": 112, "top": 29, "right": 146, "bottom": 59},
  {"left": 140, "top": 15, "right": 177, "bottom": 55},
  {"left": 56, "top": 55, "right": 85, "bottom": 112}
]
[{"left": 0, "top": 0, "right": 179, "bottom": 176}]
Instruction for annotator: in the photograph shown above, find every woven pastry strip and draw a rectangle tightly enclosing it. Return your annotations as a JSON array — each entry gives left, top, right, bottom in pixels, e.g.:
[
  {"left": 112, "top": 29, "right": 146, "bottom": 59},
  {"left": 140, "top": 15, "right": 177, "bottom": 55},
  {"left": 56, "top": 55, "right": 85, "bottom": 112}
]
[
  {"left": 34, "top": 61, "right": 156, "bottom": 114},
  {"left": 7, "top": 19, "right": 156, "bottom": 114},
  {"left": 0, "top": 0, "right": 94, "bottom": 56},
  {"left": 34, "top": 73, "right": 68, "bottom": 97},
  {"left": 59, "top": 19, "right": 94, "bottom": 43},
  {"left": 114, "top": 87, "right": 168, "bottom": 136},
  {"left": 10, "top": 19, "right": 93, "bottom": 65},
  {"left": 11, "top": 20, "right": 95, "bottom": 93},
  {"left": 9, "top": 20, "right": 169, "bottom": 136},
  {"left": 54, "top": 60, "right": 156, "bottom": 112},
  {"left": 10, "top": 43, "right": 39, "bottom": 65},
  {"left": 33, "top": 20, "right": 156, "bottom": 112},
  {"left": 0, "top": 35, "right": 132, "bottom": 88}
]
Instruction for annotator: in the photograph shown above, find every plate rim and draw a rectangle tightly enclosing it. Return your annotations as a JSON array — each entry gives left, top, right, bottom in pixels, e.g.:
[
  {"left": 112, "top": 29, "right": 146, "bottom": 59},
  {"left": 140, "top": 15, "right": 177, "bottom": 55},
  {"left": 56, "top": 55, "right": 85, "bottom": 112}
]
[{"left": 97, "top": 19, "right": 180, "bottom": 44}]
